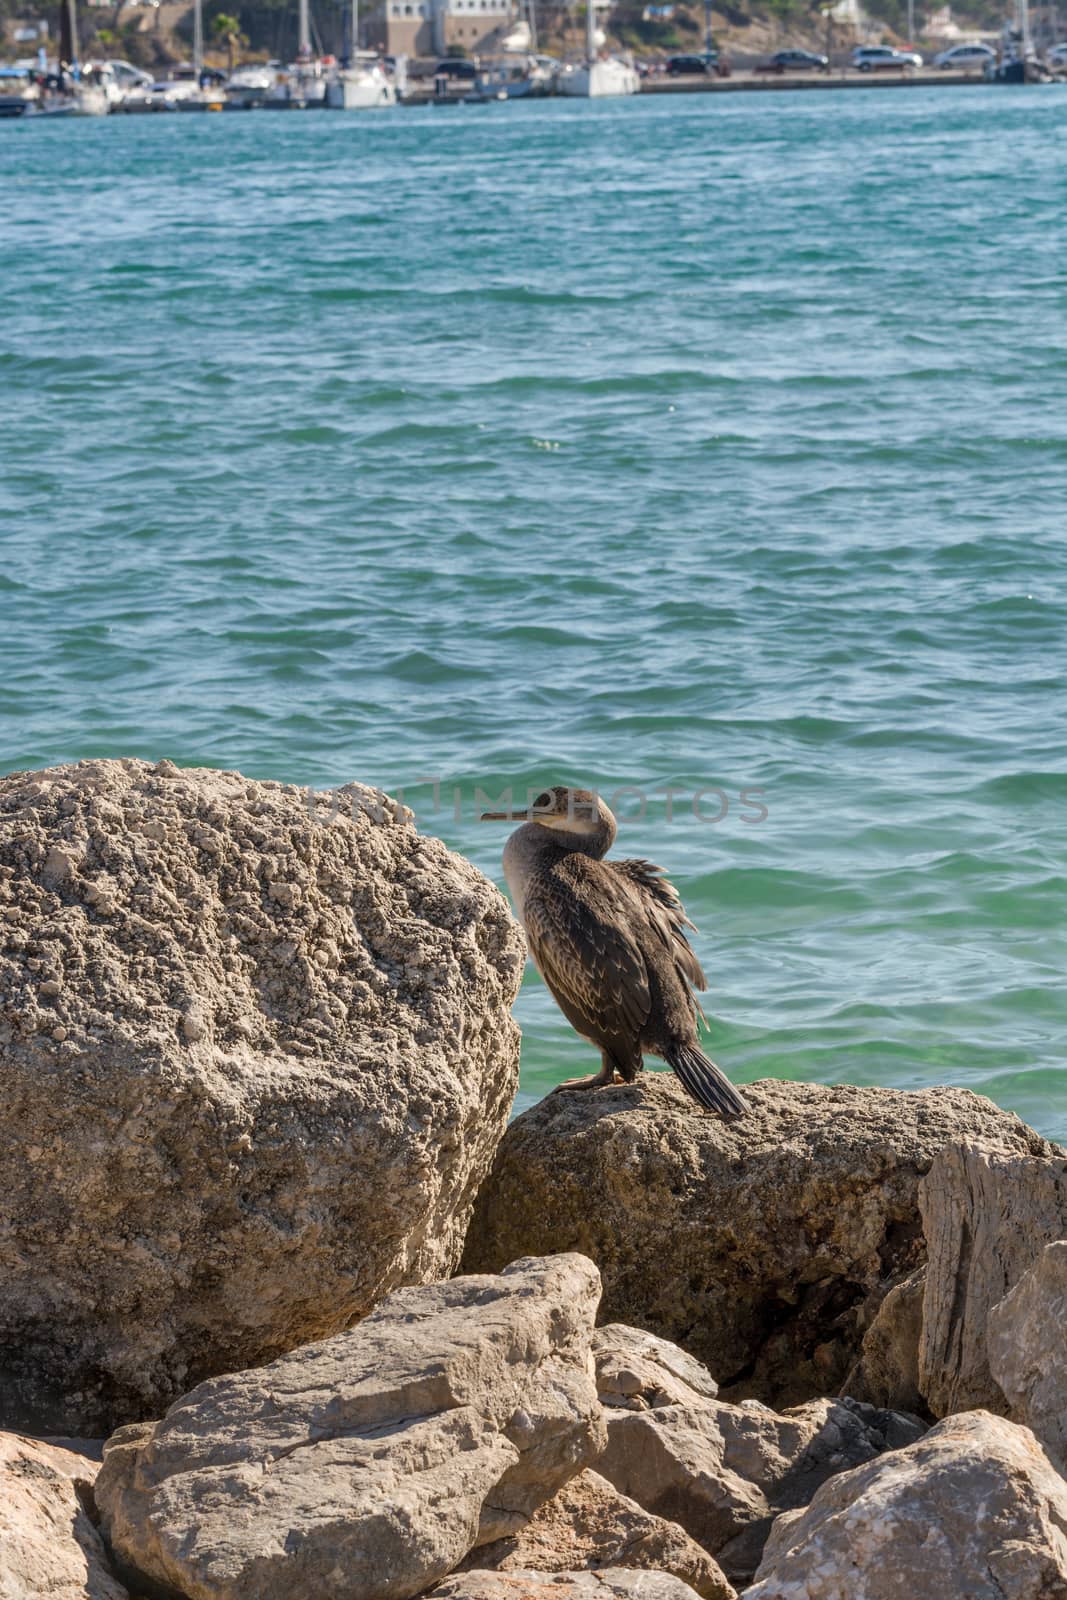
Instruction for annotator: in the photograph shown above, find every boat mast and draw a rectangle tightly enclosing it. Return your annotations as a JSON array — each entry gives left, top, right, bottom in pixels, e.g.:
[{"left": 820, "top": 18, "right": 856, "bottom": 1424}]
[
  {"left": 298, "top": 0, "right": 312, "bottom": 55},
  {"left": 527, "top": 0, "right": 538, "bottom": 50},
  {"left": 59, "top": 0, "right": 78, "bottom": 67},
  {"left": 350, "top": 0, "right": 359, "bottom": 54},
  {"left": 586, "top": 0, "right": 595, "bottom": 60},
  {"left": 192, "top": 0, "right": 204, "bottom": 75}
]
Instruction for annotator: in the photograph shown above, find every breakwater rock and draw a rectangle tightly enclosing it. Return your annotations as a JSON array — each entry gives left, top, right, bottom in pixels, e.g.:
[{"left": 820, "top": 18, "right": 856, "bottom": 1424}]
[
  {"left": 462, "top": 1076, "right": 1052, "bottom": 1407},
  {"left": 745, "top": 1411, "right": 1067, "bottom": 1600},
  {"left": 0, "top": 1431, "right": 124, "bottom": 1600},
  {"left": 454, "top": 1469, "right": 736, "bottom": 1600},
  {"left": 96, "top": 1255, "right": 606, "bottom": 1600},
  {"left": 0, "top": 758, "right": 524, "bottom": 1433}
]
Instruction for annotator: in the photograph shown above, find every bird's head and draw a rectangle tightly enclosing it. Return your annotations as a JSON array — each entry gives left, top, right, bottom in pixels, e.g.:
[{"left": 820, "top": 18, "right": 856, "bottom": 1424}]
[{"left": 480, "top": 786, "right": 616, "bottom": 849}]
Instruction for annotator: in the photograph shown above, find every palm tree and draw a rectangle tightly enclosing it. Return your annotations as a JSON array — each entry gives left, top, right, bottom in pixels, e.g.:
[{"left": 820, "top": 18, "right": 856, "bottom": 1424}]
[{"left": 211, "top": 11, "right": 248, "bottom": 71}]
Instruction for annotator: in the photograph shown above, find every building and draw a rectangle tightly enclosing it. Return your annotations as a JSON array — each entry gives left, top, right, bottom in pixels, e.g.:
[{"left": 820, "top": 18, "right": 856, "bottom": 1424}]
[{"left": 367, "top": 0, "right": 520, "bottom": 58}]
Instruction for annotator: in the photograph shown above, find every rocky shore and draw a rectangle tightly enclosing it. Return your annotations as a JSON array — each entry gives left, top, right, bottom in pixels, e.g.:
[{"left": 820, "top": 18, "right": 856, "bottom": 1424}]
[{"left": 2, "top": 760, "right": 1066, "bottom": 1600}]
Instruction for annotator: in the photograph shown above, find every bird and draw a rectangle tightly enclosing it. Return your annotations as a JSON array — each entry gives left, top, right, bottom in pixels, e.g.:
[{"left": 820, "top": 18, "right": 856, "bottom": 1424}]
[{"left": 480, "top": 785, "right": 748, "bottom": 1118}]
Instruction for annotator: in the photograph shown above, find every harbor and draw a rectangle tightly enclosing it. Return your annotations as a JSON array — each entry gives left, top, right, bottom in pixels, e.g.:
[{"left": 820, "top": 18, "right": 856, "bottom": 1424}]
[
  {"left": 1, "top": 0, "right": 1063, "bottom": 117},
  {"left": 0, "top": 58, "right": 1048, "bottom": 116}
]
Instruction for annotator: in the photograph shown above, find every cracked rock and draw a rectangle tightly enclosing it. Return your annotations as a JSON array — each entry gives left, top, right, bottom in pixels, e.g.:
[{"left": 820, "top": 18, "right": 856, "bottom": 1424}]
[
  {"left": 988, "top": 1240, "right": 1067, "bottom": 1473},
  {"left": 595, "top": 1389, "right": 924, "bottom": 1585},
  {"left": 95, "top": 1255, "right": 607, "bottom": 1600}
]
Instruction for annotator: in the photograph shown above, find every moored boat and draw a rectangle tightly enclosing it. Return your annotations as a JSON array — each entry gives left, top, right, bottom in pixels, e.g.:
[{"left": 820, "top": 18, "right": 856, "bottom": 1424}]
[
  {"left": 0, "top": 65, "right": 41, "bottom": 116},
  {"left": 225, "top": 64, "right": 280, "bottom": 108},
  {"left": 325, "top": 0, "right": 399, "bottom": 109},
  {"left": 326, "top": 56, "right": 398, "bottom": 109},
  {"left": 559, "top": 55, "right": 640, "bottom": 95},
  {"left": 558, "top": 0, "right": 639, "bottom": 97}
]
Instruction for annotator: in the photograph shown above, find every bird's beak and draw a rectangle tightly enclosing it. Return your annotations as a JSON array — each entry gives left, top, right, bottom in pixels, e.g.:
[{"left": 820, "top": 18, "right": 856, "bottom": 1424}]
[{"left": 479, "top": 808, "right": 530, "bottom": 822}]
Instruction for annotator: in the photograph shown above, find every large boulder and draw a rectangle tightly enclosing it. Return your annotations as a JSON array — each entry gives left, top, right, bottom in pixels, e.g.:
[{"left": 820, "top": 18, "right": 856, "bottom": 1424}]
[
  {"left": 462, "top": 1077, "right": 1050, "bottom": 1404},
  {"left": 95, "top": 1256, "right": 606, "bottom": 1600},
  {"left": 918, "top": 1142, "right": 1067, "bottom": 1417},
  {"left": 595, "top": 1392, "right": 923, "bottom": 1584},
  {"left": 457, "top": 1469, "right": 735, "bottom": 1600},
  {"left": 0, "top": 759, "right": 524, "bottom": 1434},
  {"left": 0, "top": 1430, "right": 127, "bottom": 1599},
  {"left": 988, "top": 1241, "right": 1067, "bottom": 1472},
  {"left": 746, "top": 1412, "right": 1067, "bottom": 1600}
]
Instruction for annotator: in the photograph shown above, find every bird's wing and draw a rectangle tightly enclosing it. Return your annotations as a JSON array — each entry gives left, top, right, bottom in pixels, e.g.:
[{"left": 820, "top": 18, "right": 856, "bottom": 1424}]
[
  {"left": 522, "top": 856, "right": 652, "bottom": 1043},
  {"left": 613, "top": 857, "right": 708, "bottom": 996}
]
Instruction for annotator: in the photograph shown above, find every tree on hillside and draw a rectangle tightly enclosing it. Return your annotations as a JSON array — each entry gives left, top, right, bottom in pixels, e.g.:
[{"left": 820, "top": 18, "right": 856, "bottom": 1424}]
[{"left": 211, "top": 11, "right": 248, "bottom": 69}]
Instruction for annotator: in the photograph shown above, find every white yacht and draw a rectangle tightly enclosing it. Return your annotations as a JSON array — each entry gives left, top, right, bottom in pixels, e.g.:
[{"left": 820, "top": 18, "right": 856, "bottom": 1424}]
[
  {"left": 325, "top": 0, "right": 399, "bottom": 108},
  {"left": 559, "top": 0, "right": 639, "bottom": 96},
  {"left": 225, "top": 63, "right": 280, "bottom": 108},
  {"left": 326, "top": 52, "right": 397, "bottom": 108}
]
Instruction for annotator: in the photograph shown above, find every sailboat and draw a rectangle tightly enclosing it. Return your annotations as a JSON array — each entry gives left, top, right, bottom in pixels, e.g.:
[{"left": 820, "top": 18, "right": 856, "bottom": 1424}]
[
  {"left": 325, "top": 0, "right": 398, "bottom": 108},
  {"left": 175, "top": 0, "right": 226, "bottom": 109},
  {"left": 37, "top": 0, "right": 109, "bottom": 114},
  {"left": 986, "top": 0, "right": 1045, "bottom": 79},
  {"left": 558, "top": 0, "right": 639, "bottom": 97},
  {"left": 285, "top": 0, "right": 329, "bottom": 104}
]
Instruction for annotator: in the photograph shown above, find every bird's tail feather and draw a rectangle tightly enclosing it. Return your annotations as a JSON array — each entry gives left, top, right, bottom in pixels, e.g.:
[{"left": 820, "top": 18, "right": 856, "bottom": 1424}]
[{"left": 665, "top": 1043, "right": 749, "bottom": 1119}]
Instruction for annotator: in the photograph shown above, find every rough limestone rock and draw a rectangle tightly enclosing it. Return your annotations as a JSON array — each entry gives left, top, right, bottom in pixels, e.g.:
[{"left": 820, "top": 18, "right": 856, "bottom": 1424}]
[
  {"left": 595, "top": 1392, "right": 924, "bottom": 1585},
  {"left": 988, "top": 1241, "right": 1067, "bottom": 1472},
  {"left": 0, "top": 1430, "right": 128, "bottom": 1599},
  {"left": 841, "top": 1266, "right": 926, "bottom": 1414},
  {"left": 746, "top": 1411, "right": 1067, "bottom": 1600},
  {"left": 457, "top": 1469, "right": 735, "bottom": 1600},
  {"left": 0, "top": 758, "right": 524, "bottom": 1433},
  {"left": 593, "top": 1324, "right": 720, "bottom": 1411},
  {"left": 96, "top": 1256, "right": 606, "bottom": 1600},
  {"left": 918, "top": 1141, "right": 1067, "bottom": 1418},
  {"left": 433, "top": 1571, "right": 705, "bottom": 1600},
  {"left": 463, "top": 1077, "right": 1049, "bottom": 1404}
]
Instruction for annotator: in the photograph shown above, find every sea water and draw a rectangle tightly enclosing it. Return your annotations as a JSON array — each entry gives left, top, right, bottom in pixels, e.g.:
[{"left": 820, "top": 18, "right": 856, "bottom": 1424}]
[{"left": 2, "top": 88, "right": 1065, "bottom": 1138}]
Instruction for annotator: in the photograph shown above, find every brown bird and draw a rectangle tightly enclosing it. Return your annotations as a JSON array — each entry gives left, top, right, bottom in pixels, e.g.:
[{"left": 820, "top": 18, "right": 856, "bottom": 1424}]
[{"left": 481, "top": 785, "right": 748, "bottom": 1117}]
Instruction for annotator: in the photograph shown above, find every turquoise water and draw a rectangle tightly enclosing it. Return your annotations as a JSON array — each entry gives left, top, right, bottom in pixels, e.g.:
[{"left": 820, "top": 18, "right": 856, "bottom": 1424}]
[{"left": 2, "top": 90, "right": 1065, "bottom": 1139}]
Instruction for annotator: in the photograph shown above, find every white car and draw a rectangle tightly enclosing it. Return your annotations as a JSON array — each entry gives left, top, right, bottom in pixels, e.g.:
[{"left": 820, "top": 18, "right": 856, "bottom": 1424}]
[
  {"left": 932, "top": 42, "right": 995, "bottom": 68},
  {"left": 851, "top": 45, "right": 923, "bottom": 70},
  {"left": 106, "top": 59, "right": 155, "bottom": 90},
  {"left": 1048, "top": 41, "right": 1067, "bottom": 62}
]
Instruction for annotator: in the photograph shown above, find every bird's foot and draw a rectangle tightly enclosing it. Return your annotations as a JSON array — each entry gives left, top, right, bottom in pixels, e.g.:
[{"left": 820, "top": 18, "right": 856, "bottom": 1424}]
[{"left": 551, "top": 1069, "right": 624, "bottom": 1094}]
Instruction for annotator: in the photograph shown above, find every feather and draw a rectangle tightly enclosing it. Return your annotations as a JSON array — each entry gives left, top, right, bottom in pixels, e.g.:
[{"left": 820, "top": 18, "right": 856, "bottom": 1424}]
[
  {"left": 522, "top": 855, "right": 651, "bottom": 1045},
  {"left": 665, "top": 1043, "right": 749, "bottom": 1119}
]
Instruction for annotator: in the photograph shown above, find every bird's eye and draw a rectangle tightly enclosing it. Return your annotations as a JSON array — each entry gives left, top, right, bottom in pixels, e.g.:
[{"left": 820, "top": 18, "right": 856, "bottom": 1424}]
[{"left": 533, "top": 791, "right": 551, "bottom": 810}]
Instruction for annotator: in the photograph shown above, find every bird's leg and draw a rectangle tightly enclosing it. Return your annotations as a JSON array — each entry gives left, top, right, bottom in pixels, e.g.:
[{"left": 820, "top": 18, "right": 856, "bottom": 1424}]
[{"left": 552, "top": 1053, "right": 625, "bottom": 1094}]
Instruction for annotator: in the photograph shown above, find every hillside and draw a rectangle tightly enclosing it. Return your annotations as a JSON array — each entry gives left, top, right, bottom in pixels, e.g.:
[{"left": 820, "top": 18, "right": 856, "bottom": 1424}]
[{"left": 2, "top": 0, "right": 1006, "bottom": 66}]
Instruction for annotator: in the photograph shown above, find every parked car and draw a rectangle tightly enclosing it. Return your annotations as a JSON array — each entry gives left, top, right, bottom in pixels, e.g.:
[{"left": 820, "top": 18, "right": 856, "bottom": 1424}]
[
  {"left": 1047, "top": 40, "right": 1067, "bottom": 62},
  {"left": 432, "top": 58, "right": 478, "bottom": 81},
  {"left": 932, "top": 41, "right": 995, "bottom": 67},
  {"left": 767, "top": 48, "right": 829, "bottom": 71},
  {"left": 665, "top": 52, "right": 719, "bottom": 75},
  {"left": 851, "top": 44, "right": 922, "bottom": 70},
  {"left": 105, "top": 58, "right": 155, "bottom": 91}
]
